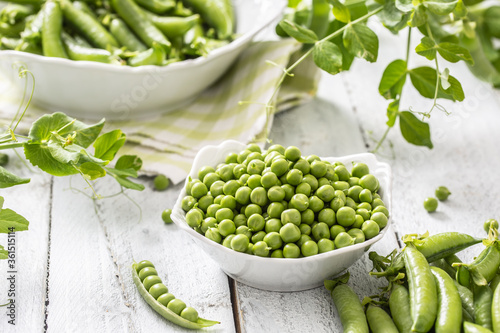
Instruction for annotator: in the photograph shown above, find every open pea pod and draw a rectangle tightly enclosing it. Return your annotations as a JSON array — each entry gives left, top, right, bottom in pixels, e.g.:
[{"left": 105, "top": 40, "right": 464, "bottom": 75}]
[
  {"left": 131, "top": 262, "right": 219, "bottom": 329},
  {"left": 454, "top": 239, "right": 500, "bottom": 287}
]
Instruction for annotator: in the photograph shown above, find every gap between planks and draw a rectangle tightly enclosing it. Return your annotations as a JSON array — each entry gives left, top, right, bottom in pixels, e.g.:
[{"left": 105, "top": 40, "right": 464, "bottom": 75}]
[{"left": 43, "top": 177, "right": 54, "bottom": 333}]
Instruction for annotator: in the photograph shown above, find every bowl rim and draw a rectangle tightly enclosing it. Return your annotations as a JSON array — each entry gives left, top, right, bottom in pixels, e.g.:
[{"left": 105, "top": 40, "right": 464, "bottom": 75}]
[
  {"left": 172, "top": 139, "right": 393, "bottom": 264},
  {"left": 0, "top": 0, "right": 287, "bottom": 74}
]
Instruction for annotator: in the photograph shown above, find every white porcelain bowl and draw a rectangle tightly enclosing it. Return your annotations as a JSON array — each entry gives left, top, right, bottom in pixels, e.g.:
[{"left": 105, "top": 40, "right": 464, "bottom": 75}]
[
  {"left": 172, "top": 140, "right": 393, "bottom": 292},
  {"left": 0, "top": 0, "right": 286, "bottom": 120}
]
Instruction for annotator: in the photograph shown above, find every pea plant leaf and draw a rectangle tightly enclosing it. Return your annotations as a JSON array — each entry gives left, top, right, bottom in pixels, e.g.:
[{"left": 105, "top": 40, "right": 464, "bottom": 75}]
[
  {"left": 115, "top": 155, "right": 143, "bottom": 171},
  {"left": 379, "top": 59, "right": 408, "bottom": 99},
  {"left": 415, "top": 37, "right": 437, "bottom": 60},
  {"left": 343, "top": 23, "right": 379, "bottom": 62},
  {"left": 0, "top": 166, "right": 30, "bottom": 188},
  {"left": 0, "top": 207, "right": 29, "bottom": 233},
  {"left": 440, "top": 68, "right": 451, "bottom": 90},
  {"left": 387, "top": 100, "right": 400, "bottom": 127},
  {"left": 93, "top": 129, "right": 126, "bottom": 161},
  {"left": 106, "top": 167, "right": 145, "bottom": 191},
  {"left": 328, "top": 20, "right": 355, "bottom": 71},
  {"left": 313, "top": 41, "right": 343, "bottom": 75},
  {"left": 423, "top": 0, "right": 458, "bottom": 15},
  {"left": 436, "top": 42, "right": 474, "bottom": 64},
  {"left": 77, "top": 162, "right": 106, "bottom": 180},
  {"left": 409, "top": 5, "right": 427, "bottom": 27},
  {"left": 399, "top": 111, "right": 433, "bottom": 148},
  {"left": 329, "top": 0, "right": 351, "bottom": 23},
  {"left": 395, "top": 0, "right": 414, "bottom": 12},
  {"left": 408, "top": 66, "right": 464, "bottom": 101},
  {"left": 376, "top": 0, "right": 407, "bottom": 32},
  {"left": 278, "top": 19, "right": 318, "bottom": 44},
  {"left": 453, "top": 0, "right": 467, "bottom": 17}
]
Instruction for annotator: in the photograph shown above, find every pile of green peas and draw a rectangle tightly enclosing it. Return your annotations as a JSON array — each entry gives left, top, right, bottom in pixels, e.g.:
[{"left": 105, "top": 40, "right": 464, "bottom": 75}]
[{"left": 181, "top": 144, "right": 389, "bottom": 258}]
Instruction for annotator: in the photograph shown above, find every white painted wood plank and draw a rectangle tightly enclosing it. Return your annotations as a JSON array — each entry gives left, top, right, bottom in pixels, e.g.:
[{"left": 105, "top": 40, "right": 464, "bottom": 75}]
[
  {"left": 91, "top": 178, "right": 236, "bottom": 333},
  {"left": 235, "top": 72, "right": 400, "bottom": 332},
  {"left": 0, "top": 151, "right": 51, "bottom": 332}
]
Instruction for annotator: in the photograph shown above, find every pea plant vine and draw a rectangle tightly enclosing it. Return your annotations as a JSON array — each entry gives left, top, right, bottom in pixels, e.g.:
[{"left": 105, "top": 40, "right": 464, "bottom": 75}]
[
  {"left": 0, "top": 66, "right": 144, "bottom": 259},
  {"left": 270, "top": 0, "right": 500, "bottom": 151}
]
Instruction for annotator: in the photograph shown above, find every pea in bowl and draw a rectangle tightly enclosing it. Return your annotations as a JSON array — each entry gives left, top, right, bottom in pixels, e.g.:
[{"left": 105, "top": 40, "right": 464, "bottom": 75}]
[
  {"left": 171, "top": 140, "right": 392, "bottom": 292},
  {"left": 0, "top": 0, "right": 286, "bottom": 120}
]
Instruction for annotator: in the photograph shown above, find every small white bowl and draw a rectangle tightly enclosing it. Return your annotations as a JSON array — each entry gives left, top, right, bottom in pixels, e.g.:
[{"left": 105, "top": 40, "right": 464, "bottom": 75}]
[
  {"left": 172, "top": 140, "right": 393, "bottom": 292},
  {"left": 0, "top": 0, "right": 286, "bottom": 120}
]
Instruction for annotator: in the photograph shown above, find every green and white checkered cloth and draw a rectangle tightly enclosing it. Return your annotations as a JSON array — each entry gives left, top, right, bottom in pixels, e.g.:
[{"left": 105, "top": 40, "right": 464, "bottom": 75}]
[{"left": 0, "top": 40, "right": 320, "bottom": 184}]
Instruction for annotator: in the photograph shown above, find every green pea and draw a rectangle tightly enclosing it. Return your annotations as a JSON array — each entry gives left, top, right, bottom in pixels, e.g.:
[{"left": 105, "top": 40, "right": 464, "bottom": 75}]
[
  {"left": 352, "top": 215, "right": 364, "bottom": 229},
  {"left": 334, "top": 165, "right": 350, "bottom": 181},
  {"left": 324, "top": 164, "right": 336, "bottom": 181},
  {"left": 318, "top": 238, "right": 335, "bottom": 253},
  {"left": 310, "top": 160, "right": 327, "bottom": 178},
  {"left": 282, "top": 184, "right": 295, "bottom": 201},
  {"left": 179, "top": 306, "right": 199, "bottom": 322},
  {"left": 371, "top": 198, "right": 385, "bottom": 209},
  {"left": 244, "top": 204, "right": 262, "bottom": 218},
  {"left": 250, "top": 187, "right": 268, "bottom": 206},
  {"left": 143, "top": 275, "right": 162, "bottom": 291},
  {"left": 235, "top": 186, "right": 251, "bottom": 205},
  {"left": 218, "top": 219, "right": 236, "bottom": 237},
  {"left": 197, "top": 195, "right": 214, "bottom": 212},
  {"left": 201, "top": 217, "right": 217, "bottom": 233},
  {"left": 301, "top": 240, "right": 319, "bottom": 257},
  {"left": 330, "top": 197, "right": 345, "bottom": 212},
  {"left": 306, "top": 154, "right": 321, "bottom": 164},
  {"left": 345, "top": 197, "right": 358, "bottom": 210},
  {"left": 264, "top": 231, "right": 283, "bottom": 250},
  {"left": 301, "top": 209, "right": 315, "bottom": 225},
  {"left": 203, "top": 172, "right": 221, "bottom": 189},
  {"left": 316, "top": 185, "right": 335, "bottom": 202},
  {"left": 357, "top": 202, "right": 372, "bottom": 211},
  {"left": 302, "top": 174, "right": 319, "bottom": 191},
  {"left": 224, "top": 152, "right": 238, "bottom": 164},
  {"left": 206, "top": 204, "right": 220, "bottom": 218},
  {"left": 222, "top": 234, "right": 236, "bottom": 248},
  {"left": 293, "top": 158, "right": 311, "bottom": 175},
  {"left": 348, "top": 177, "right": 360, "bottom": 187},
  {"left": 285, "top": 146, "right": 301, "bottom": 162},
  {"left": 333, "top": 181, "right": 350, "bottom": 192},
  {"left": 237, "top": 149, "right": 252, "bottom": 163},
  {"left": 318, "top": 208, "right": 336, "bottom": 227},
  {"left": 351, "top": 162, "right": 369, "bottom": 178},
  {"left": 186, "top": 179, "right": 200, "bottom": 196},
  {"left": 231, "top": 164, "right": 246, "bottom": 179},
  {"left": 198, "top": 166, "right": 215, "bottom": 182},
  {"left": 359, "top": 189, "right": 373, "bottom": 203},
  {"left": 251, "top": 231, "right": 266, "bottom": 243},
  {"left": 308, "top": 195, "right": 324, "bottom": 213},
  {"left": 247, "top": 214, "right": 265, "bottom": 232},
  {"left": 336, "top": 207, "right": 356, "bottom": 227},
  {"left": 281, "top": 208, "right": 301, "bottom": 226},
  {"left": 289, "top": 193, "right": 309, "bottom": 212},
  {"left": 270, "top": 158, "right": 288, "bottom": 176},
  {"left": 362, "top": 220, "right": 380, "bottom": 239},
  {"left": 356, "top": 208, "right": 370, "bottom": 221},
  {"left": 296, "top": 234, "right": 312, "bottom": 247},
  {"left": 265, "top": 218, "right": 282, "bottom": 233},
  {"left": 271, "top": 249, "right": 284, "bottom": 258},
  {"left": 214, "top": 195, "right": 224, "bottom": 205},
  {"left": 236, "top": 225, "right": 252, "bottom": 239},
  {"left": 136, "top": 260, "right": 155, "bottom": 272},
  {"left": 312, "top": 222, "right": 331, "bottom": 241},
  {"left": 260, "top": 172, "right": 278, "bottom": 189},
  {"left": 347, "top": 185, "right": 363, "bottom": 202},
  {"left": 181, "top": 196, "right": 197, "bottom": 212},
  {"left": 220, "top": 195, "right": 236, "bottom": 210},
  {"left": 205, "top": 227, "right": 222, "bottom": 243},
  {"left": 286, "top": 168, "right": 303, "bottom": 186},
  {"left": 267, "top": 202, "right": 285, "bottom": 218},
  {"left": 294, "top": 182, "right": 310, "bottom": 197},
  {"left": 280, "top": 223, "right": 301, "bottom": 243},
  {"left": 167, "top": 298, "right": 187, "bottom": 315},
  {"left": 347, "top": 228, "right": 366, "bottom": 244},
  {"left": 186, "top": 209, "right": 203, "bottom": 228},
  {"left": 231, "top": 234, "right": 250, "bottom": 252},
  {"left": 267, "top": 186, "right": 286, "bottom": 202},
  {"left": 157, "top": 293, "right": 175, "bottom": 306},
  {"left": 154, "top": 174, "right": 170, "bottom": 191},
  {"left": 330, "top": 225, "right": 346, "bottom": 239},
  {"left": 424, "top": 197, "right": 438, "bottom": 212},
  {"left": 217, "top": 164, "right": 234, "bottom": 181},
  {"left": 222, "top": 180, "right": 239, "bottom": 196},
  {"left": 372, "top": 205, "right": 389, "bottom": 217},
  {"left": 215, "top": 207, "right": 233, "bottom": 222},
  {"left": 299, "top": 223, "right": 312, "bottom": 236},
  {"left": 435, "top": 186, "right": 451, "bottom": 201},
  {"left": 139, "top": 267, "right": 158, "bottom": 281},
  {"left": 253, "top": 241, "right": 271, "bottom": 257},
  {"left": 162, "top": 209, "right": 173, "bottom": 224},
  {"left": 210, "top": 180, "right": 225, "bottom": 197},
  {"left": 334, "top": 190, "right": 347, "bottom": 204},
  {"left": 233, "top": 214, "right": 247, "bottom": 228},
  {"left": 149, "top": 283, "right": 169, "bottom": 299},
  {"left": 239, "top": 174, "right": 250, "bottom": 186},
  {"left": 334, "top": 232, "right": 355, "bottom": 248},
  {"left": 283, "top": 243, "right": 301, "bottom": 258},
  {"left": 371, "top": 212, "right": 388, "bottom": 229},
  {"left": 483, "top": 219, "right": 499, "bottom": 233},
  {"left": 267, "top": 144, "right": 285, "bottom": 155},
  {"left": 360, "top": 174, "right": 379, "bottom": 192},
  {"left": 247, "top": 159, "right": 265, "bottom": 175}
]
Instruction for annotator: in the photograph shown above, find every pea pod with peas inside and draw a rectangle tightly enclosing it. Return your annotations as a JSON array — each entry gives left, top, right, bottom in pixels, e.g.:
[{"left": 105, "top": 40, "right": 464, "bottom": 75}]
[
  {"left": 181, "top": 0, "right": 234, "bottom": 39},
  {"left": 453, "top": 239, "right": 500, "bottom": 287},
  {"left": 132, "top": 260, "right": 219, "bottom": 329},
  {"left": 431, "top": 266, "right": 462, "bottom": 333}
]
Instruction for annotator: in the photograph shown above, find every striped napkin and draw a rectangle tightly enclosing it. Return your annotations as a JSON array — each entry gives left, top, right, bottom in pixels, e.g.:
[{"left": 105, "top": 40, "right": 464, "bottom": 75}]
[{"left": 0, "top": 40, "right": 320, "bottom": 184}]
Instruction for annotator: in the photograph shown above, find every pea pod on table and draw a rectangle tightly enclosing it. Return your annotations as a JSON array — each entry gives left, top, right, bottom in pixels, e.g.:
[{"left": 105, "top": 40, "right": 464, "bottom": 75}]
[
  {"left": 473, "top": 284, "right": 493, "bottom": 330},
  {"left": 454, "top": 239, "right": 500, "bottom": 287},
  {"left": 388, "top": 284, "right": 413, "bottom": 333},
  {"left": 454, "top": 280, "right": 476, "bottom": 323},
  {"left": 431, "top": 266, "right": 462, "bottom": 333},
  {"left": 365, "top": 304, "right": 398, "bottom": 333},
  {"left": 464, "top": 321, "right": 494, "bottom": 333},
  {"left": 493, "top": 282, "right": 500, "bottom": 332},
  {"left": 132, "top": 260, "right": 219, "bottom": 330}
]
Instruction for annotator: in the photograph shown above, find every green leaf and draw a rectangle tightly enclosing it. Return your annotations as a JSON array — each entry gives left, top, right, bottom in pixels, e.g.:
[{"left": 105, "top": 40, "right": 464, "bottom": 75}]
[
  {"left": 0, "top": 245, "right": 7, "bottom": 259},
  {"left": 313, "top": 41, "right": 343, "bottom": 75},
  {"left": 0, "top": 167, "right": 30, "bottom": 188},
  {"left": 115, "top": 155, "right": 142, "bottom": 171},
  {"left": 0, "top": 208, "right": 29, "bottom": 233},
  {"left": 93, "top": 130, "right": 126, "bottom": 161},
  {"left": 78, "top": 162, "right": 106, "bottom": 180},
  {"left": 106, "top": 167, "right": 144, "bottom": 191},
  {"left": 423, "top": 0, "right": 457, "bottom": 15},
  {"left": 437, "top": 42, "right": 474, "bottom": 64},
  {"left": 47, "top": 141, "right": 82, "bottom": 165},
  {"left": 106, "top": 167, "right": 138, "bottom": 178},
  {"left": 377, "top": 0, "right": 406, "bottom": 30},
  {"left": 396, "top": 0, "right": 414, "bottom": 12},
  {"left": 485, "top": 7, "right": 500, "bottom": 38},
  {"left": 379, "top": 59, "right": 408, "bottom": 99},
  {"left": 415, "top": 36, "right": 437, "bottom": 60},
  {"left": 278, "top": 19, "right": 318, "bottom": 44},
  {"left": 453, "top": 0, "right": 467, "bottom": 17},
  {"left": 409, "top": 5, "right": 427, "bottom": 27},
  {"left": 24, "top": 142, "right": 79, "bottom": 176},
  {"left": 110, "top": 174, "right": 145, "bottom": 191},
  {"left": 399, "top": 111, "right": 433, "bottom": 148},
  {"left": 440, "top": 68, "right": 451, "bottom": 90},
  {"left": 409, "top": 66, "right": 462, "bottom": 101},
  {"left": 329, "top": 0, "right": 351, "bottom": 23},
  {"left": 327, "top": 20, "right": 355, "bottom": 71},
  {"left": 444, "top": 75, "right": 464, "bottom": 101},
  {"left": 387, "top": 100, "right": 400, "bottom": 127},
  {"left": 343, "top": 23, "right": 379, "bottom": 62},
  {"left": 28, "top": 112, "right": 104, "bottom": 148}
]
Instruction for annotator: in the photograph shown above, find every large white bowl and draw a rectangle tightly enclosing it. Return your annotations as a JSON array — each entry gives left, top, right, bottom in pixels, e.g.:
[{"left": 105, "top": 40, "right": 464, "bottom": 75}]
[
  {"left": 0, "top": 0, "right": 286, "bottom": 120},
  {"left": 172, "top": 140, "right": 393, "bottom": 292}
]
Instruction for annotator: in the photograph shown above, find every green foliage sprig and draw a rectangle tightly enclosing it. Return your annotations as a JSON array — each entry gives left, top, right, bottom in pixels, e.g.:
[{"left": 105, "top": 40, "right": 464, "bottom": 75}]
[{"left": 272, "top": 0, "right": 500, "bottom": 150}]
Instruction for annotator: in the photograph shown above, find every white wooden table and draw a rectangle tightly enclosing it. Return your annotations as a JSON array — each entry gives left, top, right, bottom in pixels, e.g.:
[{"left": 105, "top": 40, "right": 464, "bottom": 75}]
[{"left": 2, "top": 27, "right": 500, "bottom": 332}]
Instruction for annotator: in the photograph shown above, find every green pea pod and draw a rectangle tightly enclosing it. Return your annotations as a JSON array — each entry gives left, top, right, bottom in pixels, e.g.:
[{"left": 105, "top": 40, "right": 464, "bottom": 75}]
[
  {"left": 455, "top": 241, "right": 500, "bottom": 287},
  {"left": 431, "top": 267, "right": 462, "bottom": 333},
  {"left": 134, "top": 0, "right": 175, "bottom": 14},
  {"left": 61, "top": 32, "right": 117, "bottom": 64},
  {"left": 404, "top": 244, "right": 438, "bottom": 333},
  {"left": 473, "top": 284, "right": 493, "bottom": 330},
  {"left": 454, "top": 280, "right": 475, "bottom": 323},
  {"left": 432, "top": 258, "right": 457, "bottom": 278},
  {"left": 128, "top": 42, "right": 166, "bottom": 66},
  {"left": 0, "top": 20, "right": 25, "bottom": 37},
  {"left": 325, "top": 272, "right": 369, "bottom": 333},
  {"left": 490, "top": 273, "right": 500, "bottom": 291},
  {"left": 410, "top": 232, "right": 482, "bottom": 263},
  {"left": 181, "top": 0, "right": 234, "bottom": 39},
  {"left": 41, "top": 1, "right": 67, "bottom": 58},
  {"left": 1, "top": 4, "right": 34, "bottom": 25},
  {"left": 389, "top": 284, "right": 413, "bottom": 333},
  {"left": 0, "top": 37, "right": 21, "bottom": 50},
  {"left": 131, "top": 262, "right": 219, "bottom": 329},
  {"left": 143, "top": 12, "right": 200, "bottom": 39},
  {"left": 20, "top": 9, "right": 43, "bottom": 43},
  {"left": 464, "top": 321, "right": 494, "bottom": 333},
  {"left": 111, "top": 0, "right": 171, "bottom": 52},
  {"left": 493, "top": 283, "right": 500, "bottom": 332},
  {"left": 59, "top": 0, "right": 119, "bottom": 49},
  {"left": 109, "top": 18, "right": 147, "bottom": 52},
  {"left": 72, "top": 1, "right": 98, "bottom": 20},
  {"left": 366, "top": 305, "right": 398, "bottom": 333}
]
